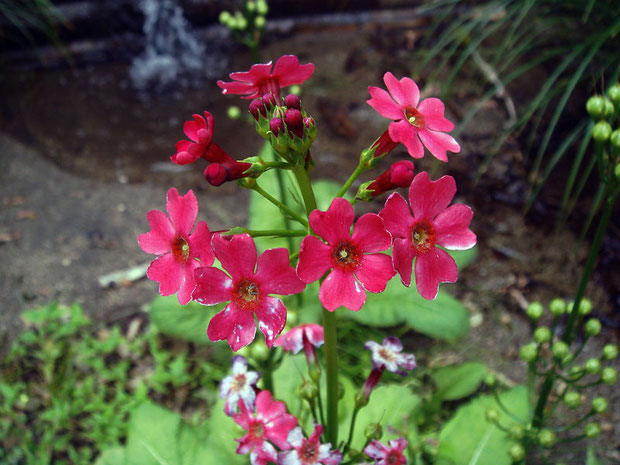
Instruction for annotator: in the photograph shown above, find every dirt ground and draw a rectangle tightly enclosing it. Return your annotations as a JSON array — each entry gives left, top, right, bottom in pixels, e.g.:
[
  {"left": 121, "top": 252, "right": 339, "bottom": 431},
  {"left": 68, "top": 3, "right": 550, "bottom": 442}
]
[{"left": 1, "top": 21, "right": 619, "bottom": 464}]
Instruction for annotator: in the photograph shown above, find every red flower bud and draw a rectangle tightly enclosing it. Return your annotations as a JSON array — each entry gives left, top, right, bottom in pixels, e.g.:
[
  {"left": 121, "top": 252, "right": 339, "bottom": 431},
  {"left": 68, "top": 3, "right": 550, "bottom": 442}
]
[
  {"left": 284, "top": 94, "right": 301, "bottom": 110},
  {"left": 262, "top": 92, "right": 277, "bottom": 109},
  {"left": 304, "top": 116, "right": 315, "bottom": 129},
  {"left": 270, "top": 117, "right": 285, "bottom": 136},
  {"left": 204, "top": 161, "right": 252, "bottom": 186},
  {"left": 249, "top": 98, "right": 266, "bottom": 120},
  {"left": 284, "top": 108, "right": 303, "bottom": 128},
  {"left": 371, "top": 130, "right": 399, "bottom": 159},
  {"left": 361, "top": 160, "right": 414, "bottom": 199},
  {"left": 388, "top": 160, "right": 415, "bottom": 187}
]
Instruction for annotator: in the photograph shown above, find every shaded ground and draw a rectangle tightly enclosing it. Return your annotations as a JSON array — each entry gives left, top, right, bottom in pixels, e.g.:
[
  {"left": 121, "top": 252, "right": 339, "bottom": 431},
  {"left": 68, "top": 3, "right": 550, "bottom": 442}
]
[{"left": 1, "top": 17, "right": 619, "bottom": 464}]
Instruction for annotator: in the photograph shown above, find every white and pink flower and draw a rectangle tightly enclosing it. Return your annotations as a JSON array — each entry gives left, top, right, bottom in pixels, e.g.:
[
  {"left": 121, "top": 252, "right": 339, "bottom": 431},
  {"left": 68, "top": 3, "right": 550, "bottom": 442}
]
[
  {"left": 137, "top": 188, "right": 213, "bottom": 305},
  {"left": 274, "top": 324, "right": 324, "bottom": 355},
  {"left": 220, "top": 355, "right": 260, "bottom": 416},
  {"left": 364, "top": 437, "right": 408, "bottom": 465},
  {"left": 277, "top": 425, "right": 342, "bottom": 465},
  {"left": 379, "top": 172, "right": 476, "bottom": 300},
  {"left": 297, "top": 198, "right": 395, "bottom": 312},
  {"left": 365, "top": 337, "right": 416, "bottom": 375}
]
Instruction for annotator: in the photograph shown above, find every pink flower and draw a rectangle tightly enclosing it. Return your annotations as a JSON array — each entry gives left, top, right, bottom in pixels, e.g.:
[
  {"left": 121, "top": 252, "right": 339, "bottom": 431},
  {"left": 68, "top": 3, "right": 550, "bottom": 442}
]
[
  {"left": 138, "top": 188, "right": 213, "bottom": 305},
  {"left": 217, "top": 55, "right": 315, "bottom": 101},
  {"left": 365, "top": 337, "right": 416, "bottom": 374},
  {"left": 220, "top": 355, "right": 260, "bottom": 416},
  {"left": 274, "top": 324, "right": 324, "bottom": 355},
  {"left": 367, "top": 72, "right": 460, "bottom": 162},
  {"left": 234, "top": 390, "right": 298, "bottom": 465},
  {"left": 277, "top": 425, "right": 342, "bottom": 465},
  {"left": 193, "top": 234, "right": 305, "bottom": 351},
  {"left": 364, "top": 438, "right": 408, "bottom": 465},
  {"left": 171, "top": 111, "right": 233, "bottom": 165},
  {"left": 297, "top": 198, "right": 395, "bottom": 312},
  {"left": 379, "top": 172, "right": 476, "bottom": 300}
]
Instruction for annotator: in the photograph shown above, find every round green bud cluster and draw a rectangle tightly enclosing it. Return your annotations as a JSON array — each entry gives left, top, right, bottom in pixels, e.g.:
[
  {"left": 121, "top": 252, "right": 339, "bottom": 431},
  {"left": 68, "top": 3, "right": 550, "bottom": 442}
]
[
  {"left": 297, "top": 380, "right": 318, "bottom": 400},
  {"left": 602, "top": 344, "right": 618, "bottom": 360},
  {"left": 601, "top": 367, "right": 618, "bottom": 385},
  {"left": 254, "top": 16, "right": 266, "bottom": 28},
  {"left": 219, "top": 10, "right": 232, "bottom": 25},
  {"left": 509, "top": 424, "right": 525, "bottom": 440},
  {"left": 508, "top": 444, "right": 525, "bottom": 462},
  {"left": 563, "top": 391, "right": 581, "bottom": 409},
  {"left": 227, "top": 106, "right": 241, "bottom": 120},
  {"left": 609, "top": 84, "right": 620, "bottom": 108},
  {"left": 603, "top": 99, "right": 615, "bottom": 118},
  {"left": 486, "top": 408, "right": 500, "bottom": 422},
  {"left": 585, "top": 358, "right": 602, "bottom": 375},
  {"left": 538, "top": 429, "right": 557, "bottom": 448},
  {"left": 584, "top": 318, "right": 601, "bottom": 336},
  {"left": 552, "top": 341, "right": 570, "bottom": 360},
  {"left": 364, "top": 423, "right": 383, "bottom": 440},
  {"left": 246, "top": 1, "right": 256, "bottom": 12},
  {"left": 549, "top": 298, "right": 566, "bottom": 316},
  {"left": 520, "top": 343, "right": 538, "bottom": 363},
  {"left": 584, "top": 422, "right": 601, "bottom": 438},
  {"left": 527, "top": 301, "right": 544, "bottom": 320},
  {"left": 578, "top": 298, "right": 593, "bottom": 316},
  {"left": 256, "top": 0, "right": 269, "bottom": 15},
  {"left": 534, "top": 327, "right": 551, "bottom": 344},
  {"left": 591, "top": 397, "right": 608, "bottom": 414},
  {"left": 586, "top": 96, "right": 605, "bottom": 119}
]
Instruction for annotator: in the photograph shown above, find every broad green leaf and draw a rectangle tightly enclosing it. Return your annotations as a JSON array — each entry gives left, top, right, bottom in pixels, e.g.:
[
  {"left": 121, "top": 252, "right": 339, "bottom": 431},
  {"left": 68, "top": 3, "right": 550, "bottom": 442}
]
[
  {"left": 201, "top": 398, "right": 244, "bottom": 464},
  {"left": 432, "top": 362, "right": 486, "bottom": 401},
  {"left": 148, "top": 295, "right": 223, "bottom": 344},
  {"left": 449, "top": 246, "right": 477, "bottom": 270},
  {"left": 345, "top": 278, "right": 469, "bottom": 341},
  {"left": 94, "top": 447, "right": 126, "bottom": 465},
  {"left": 350, "top": 384, "right": 421, "bottom": 451},
  {"left": 437, "top": 386, "right": 529, "bottom": 465}
]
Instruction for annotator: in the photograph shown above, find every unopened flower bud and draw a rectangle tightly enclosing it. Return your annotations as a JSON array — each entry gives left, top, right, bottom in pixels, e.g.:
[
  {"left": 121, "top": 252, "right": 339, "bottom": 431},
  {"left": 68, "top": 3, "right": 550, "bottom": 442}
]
[
  {"left": 219, "top": 10, "right": 233, "bottom": 26},
  {"left": 527, "top": 302, "right": 544, "bottom": 320},
  {"left": 204, "top": 160, "right": 253, "bottom": 186},
  {"left": 584, "top": 422, "right": 601, "bottom": 438},
  {"left": 297, "top": 379, "right": 318, "bottom": 401},
  {"left": 586, "top": 96, "right": 605, "bottom": 119},
  {"left": 592, "top": 121, "right": 612, "bottom": 142},
  {"left": 246, "top": 1, "right": 256, "bottom": 12},
  {"left": 485, "top": 408, "right": 500, "bottom": 422},
  {"left": 236, "top": 15, "right": 248, "bottom": 30},
  {"left": 284, "top": 94, "right": 301, "bottom": 110},
  {"left": 534, "top": 327, "right": 551, "bottom": 344},
  {"left": 256, "top": 0, "right": 268, "bottom": 15},
  {"left": 364, "top": 423, "right": 383, "bottom": 440},
  {"left": 608, "top": 84, "right": 620, "bottom": 107},
  {"left": 509, "top": 425, "right": 524, "bottom": 440},
  {"left": 601, "top": 367, "right": 618, "bottom": 385},
  {"left": 269, "top": 117, "right": 284, "bottom": 136},
  {"left": 356, "top": 160, "right": 415, "bottom": 201},
  {"left": 602, "top": 344, "right": 618, "bottom": 360},
  {"left": 249, "top": 98, "right": 266, "bottom": 120},
  {"left": 585, "top": 318, "right": 601, "bottom": 336},
  {"left": 538, "top": 429, "right": 557, "bottom": 448},
  {"left": 254, "top": 15, "right": 266, "bottom": 28},
  {"left": 563, "top": 391, "right": 581, "bottom": 409},
  {"left": 549, "top": 298, "right": 566, "bottom": 316},
  {"left": 603, "top": 99, "right": 615, "bottom": 118},
  {"left": 585, "top": 358, "right": 601, "bottom": 375},
  {"left": 591, "top": 397, "right": 608, "bottom": 414},
  {"left": 578, "top": 298, "right": 593, "bottom": 315},
  {"left": 610, "top": 130, "right": 620, "bottom": 149},
  {"left": 484, "top": 373, "right": 497, "bottom": 388},
  {"left": 569, "top": 365, "right": 583, "bottom": 377},
  {"left": 552, "top": 341, "right": 570, "bottom": 360},
  {"left": 284, "top": 108, "right": 303, "bottom": 128},
  {"left": 309, "top": 364, "right": 321, "bottom": 383},
  {"left": 508, "top": 444, "right": 525, "bottom": 462},
  {"left": 262, "top": 92, "right": 276, "bottom": 109},
  {"left": 227, "top": 105, "right": 241, "bottom": 120},
  {"left": 520, "top": 342, "right": 538, "bottom": 362}
]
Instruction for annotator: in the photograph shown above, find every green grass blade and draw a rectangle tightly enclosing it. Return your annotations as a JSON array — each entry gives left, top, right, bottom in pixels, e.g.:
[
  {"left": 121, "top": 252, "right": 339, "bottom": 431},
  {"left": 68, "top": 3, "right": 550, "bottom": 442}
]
[{"left": 578, "top": 183, "right": 606, "bottom": 242}]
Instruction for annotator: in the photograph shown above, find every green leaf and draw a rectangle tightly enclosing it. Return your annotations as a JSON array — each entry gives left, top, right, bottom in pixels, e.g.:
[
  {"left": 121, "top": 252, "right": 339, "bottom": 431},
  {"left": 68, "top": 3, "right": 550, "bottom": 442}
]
[
  {"left": 345, "top": 278, "right": 469, "bottom": 341},
  {"left": 148, "top": 295, "right": 223, "bottom": 344},
  {"left": 125, "top": 403, "right": 182, "bottom": 465},
  {"left": 586, "top": 447, "right": 605, "bottom": 465},
  {"left": 94, "top": 447, "right": 126, "bottom": 465},
  {"left": 202, "top": 399, "right": 245, "bottom": 464},
  {"left": 432, "top": 362, "right": 486, "bottom": 401},
  {"left": 437, "top": 386, "right": 529, "bottom": 465},
  {"left": 449, "top": 246, "right": 477, "bottom": 270}
]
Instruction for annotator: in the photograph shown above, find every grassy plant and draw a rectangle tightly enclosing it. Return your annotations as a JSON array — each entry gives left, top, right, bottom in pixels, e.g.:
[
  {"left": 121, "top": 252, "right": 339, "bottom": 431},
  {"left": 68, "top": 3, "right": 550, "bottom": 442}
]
[{"left": 0, "top": 0, "right": 66, "bottom": 52}]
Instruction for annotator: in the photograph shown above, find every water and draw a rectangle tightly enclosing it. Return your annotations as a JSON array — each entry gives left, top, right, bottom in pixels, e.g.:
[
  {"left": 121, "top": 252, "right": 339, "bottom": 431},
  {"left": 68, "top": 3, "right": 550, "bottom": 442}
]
[{"left": 129, "top": 0, "right": 221, "bottom": 91}]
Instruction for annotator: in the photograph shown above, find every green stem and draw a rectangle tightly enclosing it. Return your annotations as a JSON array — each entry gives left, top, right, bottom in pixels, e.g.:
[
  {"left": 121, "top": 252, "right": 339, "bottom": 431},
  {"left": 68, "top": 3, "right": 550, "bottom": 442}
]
[
  {"left": 253, "top": 183, "right": 309, "bottom": 227},
  {"left": 336, "top": 164, "right": 366, "bottom": 199},
  {"left": 265, "top": 161, "right": 293, "bottom": 170},
  {"left": 245, "top": 229, "right": 307, "bottom": 237},
  {"left": 292, "top": 165, "right": 318, "bottom": 214},
  {"left": 343, "top": 404, "right": 361, "bottom": 455}
]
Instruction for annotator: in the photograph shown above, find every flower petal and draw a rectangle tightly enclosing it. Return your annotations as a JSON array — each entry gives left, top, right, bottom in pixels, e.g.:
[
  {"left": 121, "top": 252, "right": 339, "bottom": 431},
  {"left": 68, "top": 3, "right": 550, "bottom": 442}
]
[
  {"left": 276, "top": 450, "right": 299, "bottom": 465},
  {"left": 212, "top": 233, "right": 257, "bottom": 281},
  {"left": 183, "top": 114, "right": 206, "bottom": 141},
  {"left": 273, "top": 55, "right": 315, "bottom": 87},
  {"left": 389, "top": 120, "right": 425, "bottom": 159},
  {"left": 230, "top": 62, "right": 273, "bottom": 83},
  {"left": 297, "top": 235, "right": 332, "bottom": 283},
  {"left": 434, "top": 204, "right": 477, "bottom": 250},
  {"left": 319, "top": 269, "right": 366, "bottom": 312},
  {"left": 217, "top": 80, "right": 255, "bottom": 96},
  {"left": 147, "top": 253, "right": 182, "bottom": 296},
  {"left": 138, "top": 210, "right": 174, "bottom": 254},
  {"left": 207, "top": 304, "right": 256, "bottom": 351},
  {"left": 417, "top": 128, "right": 461, "bottom": 162},
  {"left": 379, "top": 192, "right": 414, "bottom": 239},
  {"left": 367, "top": 86, "right": 403, "bottom": 120},
  {"left": 166, "top": 188, "right": 198, "bottom": 237},
  {"left": 255, "top": 297, "right": 287, "bottom": 348},
  {"left": 392, "top": 237, "right": 414, "bottom": 287},
  {"left": 177, "top": 261, "right": 199, "bottom": 305},
  {"left": 193, "top": 266, "right": 233, "bottom": 305},
  {"left": 408, "top": 172, "right": 456, "bottom": 222},
  {"left": 364, "top": 440, "right": 389, "bottom": 459},
  {"left": 255, "top": 248, "right": 305, "bottom": 295},
  {"left": 355, "top": 253, "right": 395, "bottom": 293},
  {"left": 286, "top": 427, "right": 304, "bottom": 448},
  {"left": 309, "top": 197, "right": 354, "bottom": 245},
  {"left": 188, "top": 220, "right": 214, "bottom": 265},
  {"left": 414, "top": 248, "right": 458, "bottom": 300},
  {"left": 384, "top": 72, "right": 419, "bottom": 107},
  {"left": 352, "top": 213, "right": 392, "bottom": 253},
  {"left": 418, "top": 98, "right": 454, "bottom": 132}
]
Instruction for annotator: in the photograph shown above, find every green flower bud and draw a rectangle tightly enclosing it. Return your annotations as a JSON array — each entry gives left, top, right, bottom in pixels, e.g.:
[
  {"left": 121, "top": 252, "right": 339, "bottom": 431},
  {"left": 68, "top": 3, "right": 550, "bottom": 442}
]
[
  {"left": 254, "top": 15, "right": 266, "bottom": 28},
  {"left": 578, "top": 298, "right": 593, "bottom": 315},
  {"left": 509, "top": 424, "right": 525, "bottom": 440},
  {"left": 486, "top": 408, "right": 500, "bottom": 423},
  {"left": 538, "top": 429, "right": 557, "bottom": 448},
  {"left": 251, "top": 341, "right": 269, "bottom": 361},
  {"left": 611, "top": 130, "right": 620, "bottom": 149},
  {"left": 520, "top": 343, "right": 538, "bottom": 362},
  {"left": 601, "top": 367, "right": 618, "bottom": 385},
  {"left": 227, "top": 105, "right": 241, "bottom": 120},
  {"left": 592, "top": 121, "right": 612, "bottom": 142},
  {"left": 508, "top": 444, "right": 525, "bottom": 462},
  {"left": 569, "top": 365, "right": 583, "bottom": 377},
  {"left": 308, "top": 364, "right": 321, "bottom": 383},
  {"left": 603, "top": 99, "right": 615, "bottom": 118},
  {"left": 591, "top": 397, "right": 608, "bottom": 414},
  {"left": 584, "top": 318, "right": 601, "bottom": 336},
  {"left": 563, "top": 391, "right": 581, "bottom": 409},
  {"left": 549, "top": 298, "right": 566, "bottom": 316},
  {"left": 484, "top": 373, "right": 497, "bottom": 388},
  {"left": 364, "top": 423, "right": 383, "bottom": 440},
  {"left": 297, "top": 379, "right": 318, "bottom": 400},
  {"left": 602, "top": 344, "right": 618, "bottom": 360},
  {"left": 552, "top": 341, "right": 570, "bottom": 360},
  {"left": 585, "top": 358, "right": 601, "bottom": 375},
  {"left": 534, "top": 327, "right": 551, "bottom": 344},
  {"left": 256, "top": 0, "right": 269, "bottom": 15},
  {"left": 237, "top": 16, "right": 248, "bottom": 30},
  {"left": 527, "top": 302, "right": 544, "bottom": 320},
  {"left": 586, "top": 95, "right": 605, "bottom": 119},
  {"left": 584, "top": 422, "right": 601, "bottom": 438},
  {"left": 246, "top": 1, "right": 256, "bottom": 12},
  {"left": 608, "top": 84, "right": 620, "bottom": 107},
  {"left": 219, "top": 10, "right": 232, "bottom": 25}
]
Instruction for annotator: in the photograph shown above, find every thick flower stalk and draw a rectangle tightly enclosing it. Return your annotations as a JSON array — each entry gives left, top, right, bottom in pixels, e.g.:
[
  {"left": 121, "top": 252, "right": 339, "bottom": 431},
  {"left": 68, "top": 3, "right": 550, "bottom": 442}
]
[
  {"left": 220, "top": 355, "right": 260, "bottom": 416},
  {"left": 137, "top": 188, "right": 213, "bottom": 305},
  {"left": 368, "top": 72, "right": 460, "bottom": 162},
  {"left": 379, "top": 172, "right": 476, "bottom": 299},
  {"left": 297, "top": 197, "right": 395, "bottom": 311},
  {"left": 193, "top": 233, "right": 305, "bottom": 351}
]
